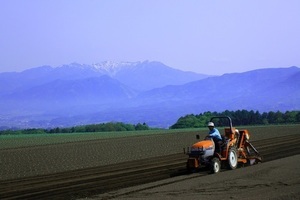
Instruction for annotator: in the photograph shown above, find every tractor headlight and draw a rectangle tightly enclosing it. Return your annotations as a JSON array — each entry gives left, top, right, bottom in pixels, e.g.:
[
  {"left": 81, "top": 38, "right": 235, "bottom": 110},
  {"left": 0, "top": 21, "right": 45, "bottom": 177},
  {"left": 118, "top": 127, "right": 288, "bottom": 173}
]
[
  {"left": 191, "top": 147, "right": 203, "bottom": 152},
  {"left": 190, "top": 147, "right": 204, "bottom": 155}
]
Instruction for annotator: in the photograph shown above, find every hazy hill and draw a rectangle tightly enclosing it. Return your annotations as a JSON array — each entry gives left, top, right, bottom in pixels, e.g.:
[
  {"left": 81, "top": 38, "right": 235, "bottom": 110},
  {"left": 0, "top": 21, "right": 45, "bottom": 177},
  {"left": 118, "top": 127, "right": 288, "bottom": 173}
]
[
  {"left": 137, "top": 66, "right": 300, "bottom": 108},
  {"left": 107, "top": 60, "right": 210, "bottom": 91},
  {"left": 0, "top": 64, "right": 299, "bottom": 129},
  {"left": 0, "top": 61, "right": 208, "bottom": 95}
]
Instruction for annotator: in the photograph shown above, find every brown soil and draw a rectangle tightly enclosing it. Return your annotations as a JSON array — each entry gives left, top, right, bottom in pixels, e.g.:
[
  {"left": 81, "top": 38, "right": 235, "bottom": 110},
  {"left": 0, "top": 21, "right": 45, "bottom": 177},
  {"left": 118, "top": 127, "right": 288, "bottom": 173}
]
[
  {"left": 1, "top": 126, "right": 299, "bottom": 199},
  {"left": 87, "top": 155, "right": 300, "bottom": 200}
]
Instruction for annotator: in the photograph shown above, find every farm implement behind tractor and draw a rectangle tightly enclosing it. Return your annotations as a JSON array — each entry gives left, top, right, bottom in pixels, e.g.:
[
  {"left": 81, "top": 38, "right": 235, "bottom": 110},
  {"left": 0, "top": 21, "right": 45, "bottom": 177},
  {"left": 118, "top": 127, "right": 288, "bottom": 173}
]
[{"left": 185, "top": 116, "right": 262, "bottom": 173}]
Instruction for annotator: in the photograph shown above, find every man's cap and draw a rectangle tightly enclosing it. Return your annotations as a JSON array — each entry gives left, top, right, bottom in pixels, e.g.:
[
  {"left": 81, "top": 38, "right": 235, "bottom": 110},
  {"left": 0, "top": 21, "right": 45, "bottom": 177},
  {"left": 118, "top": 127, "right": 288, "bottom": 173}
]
[{"left": 207, "top": 122, "right": 214, "bottom": 127}]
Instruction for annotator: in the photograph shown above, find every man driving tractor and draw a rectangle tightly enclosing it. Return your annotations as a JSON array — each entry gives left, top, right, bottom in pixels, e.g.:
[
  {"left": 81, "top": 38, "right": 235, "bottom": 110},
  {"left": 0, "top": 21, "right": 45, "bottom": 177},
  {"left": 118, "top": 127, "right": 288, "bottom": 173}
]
[{"left": 207, "top": 122, "right": 222, "bottom": 153}]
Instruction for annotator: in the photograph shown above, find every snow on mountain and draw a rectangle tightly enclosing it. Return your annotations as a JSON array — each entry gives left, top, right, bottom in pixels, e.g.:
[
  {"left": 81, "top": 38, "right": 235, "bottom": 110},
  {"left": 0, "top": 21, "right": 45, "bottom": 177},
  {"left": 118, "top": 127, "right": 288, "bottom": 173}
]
[
  {"left": 52, "top": 61, "right": 209, "bottom": 91},
  {"left": 92, "top": 61, "right": 141, "bottom": 76}
]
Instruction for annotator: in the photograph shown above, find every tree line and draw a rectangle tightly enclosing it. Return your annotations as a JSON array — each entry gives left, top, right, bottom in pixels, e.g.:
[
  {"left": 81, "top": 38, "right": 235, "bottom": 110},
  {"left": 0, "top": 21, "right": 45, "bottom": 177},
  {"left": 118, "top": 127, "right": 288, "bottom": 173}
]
[
  {"left": 170, "top": 110, "right": 300, "bottom": 129},
  {"left": 1, "top": 110, "right": 299, "bottom": 135},
  {"left": 0, "top": 122, "right": 150, "bottom": 135}
]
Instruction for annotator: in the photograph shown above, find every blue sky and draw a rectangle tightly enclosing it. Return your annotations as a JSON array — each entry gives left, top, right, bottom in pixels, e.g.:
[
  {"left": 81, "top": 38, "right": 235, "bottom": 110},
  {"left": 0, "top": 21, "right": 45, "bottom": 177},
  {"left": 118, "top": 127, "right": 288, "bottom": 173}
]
[{"left": 1, "top": 0, "right": 299, "bottom": 75}]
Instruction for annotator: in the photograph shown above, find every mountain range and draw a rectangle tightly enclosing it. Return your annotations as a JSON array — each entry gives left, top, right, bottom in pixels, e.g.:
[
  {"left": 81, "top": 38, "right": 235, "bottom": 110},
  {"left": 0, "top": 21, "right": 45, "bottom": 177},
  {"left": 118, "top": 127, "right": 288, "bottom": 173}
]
[{"left": 0, "top": 61, "right": 299, "bottom": 129}]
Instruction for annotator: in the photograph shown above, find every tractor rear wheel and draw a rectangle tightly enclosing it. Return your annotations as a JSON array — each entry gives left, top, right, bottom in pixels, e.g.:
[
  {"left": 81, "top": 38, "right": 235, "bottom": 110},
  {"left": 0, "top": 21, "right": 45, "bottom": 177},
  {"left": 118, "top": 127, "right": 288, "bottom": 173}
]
[
  {"left": 227, "top": 147, "right": 238, "bottom": 170},
  {"left": 210, "top": 157, "right": 221, "bottom": 174}
]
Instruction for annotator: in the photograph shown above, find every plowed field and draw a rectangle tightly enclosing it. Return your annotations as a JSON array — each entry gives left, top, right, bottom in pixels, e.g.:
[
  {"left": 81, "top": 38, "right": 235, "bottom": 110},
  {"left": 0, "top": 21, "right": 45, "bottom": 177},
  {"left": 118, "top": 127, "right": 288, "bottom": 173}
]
[{"left": 0, "top": 125, "right": 299, "bottom": 199}]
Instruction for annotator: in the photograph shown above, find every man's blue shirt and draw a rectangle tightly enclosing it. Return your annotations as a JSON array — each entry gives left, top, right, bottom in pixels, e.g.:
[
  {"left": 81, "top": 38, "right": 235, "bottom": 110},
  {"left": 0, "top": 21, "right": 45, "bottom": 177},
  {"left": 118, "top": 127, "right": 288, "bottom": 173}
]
[{"left": 209, "top": 128, "right": 222, "bottom": 141}]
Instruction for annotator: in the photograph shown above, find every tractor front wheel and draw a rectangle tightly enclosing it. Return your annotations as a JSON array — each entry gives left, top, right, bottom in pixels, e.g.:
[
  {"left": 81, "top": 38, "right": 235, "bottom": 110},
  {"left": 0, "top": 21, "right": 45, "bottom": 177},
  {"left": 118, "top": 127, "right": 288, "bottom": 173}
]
[
  {"left": 227, "top": 147, "right": 238, "bottom": 170},
  {"left": 210, "top": 157, "right": 221, "bottom": 174}
]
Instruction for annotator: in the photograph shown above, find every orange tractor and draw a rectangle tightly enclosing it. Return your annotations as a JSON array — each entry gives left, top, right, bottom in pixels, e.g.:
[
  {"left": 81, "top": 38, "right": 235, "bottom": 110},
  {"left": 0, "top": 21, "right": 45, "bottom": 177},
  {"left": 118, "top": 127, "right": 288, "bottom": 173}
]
[{"left": 185, "top": 116, "right": 262, "bottom": 173}]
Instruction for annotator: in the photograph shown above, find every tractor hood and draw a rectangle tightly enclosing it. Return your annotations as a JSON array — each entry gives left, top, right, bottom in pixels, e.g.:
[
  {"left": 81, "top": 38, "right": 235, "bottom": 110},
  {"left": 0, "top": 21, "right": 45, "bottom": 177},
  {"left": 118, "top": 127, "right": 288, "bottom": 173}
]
[{"left": 191, "top": 140, "right": 214, "bottom": 151}]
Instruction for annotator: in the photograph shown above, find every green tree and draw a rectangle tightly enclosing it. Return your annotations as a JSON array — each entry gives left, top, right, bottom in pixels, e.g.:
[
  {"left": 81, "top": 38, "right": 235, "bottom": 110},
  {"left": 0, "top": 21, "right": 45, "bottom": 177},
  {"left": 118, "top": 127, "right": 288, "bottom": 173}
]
[
  {"left": 283, "top": 111, "right": 297, "bottom": 123},
  {"left": 135, "top": 123, "right": 149, "bottom": 130}
]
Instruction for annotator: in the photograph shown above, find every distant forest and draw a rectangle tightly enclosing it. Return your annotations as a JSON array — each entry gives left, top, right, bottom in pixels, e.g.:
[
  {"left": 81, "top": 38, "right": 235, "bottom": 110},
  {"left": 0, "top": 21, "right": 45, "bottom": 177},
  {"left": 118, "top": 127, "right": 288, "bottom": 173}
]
[
  {"left": 0, "top": 122, "right": 150, "bottom": 135},
  {"left": 0, "top": 110, "right": 299, "bottom": 135},
  {"left": 170, "top": 110, "right": 300, "bottom": 129}
]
